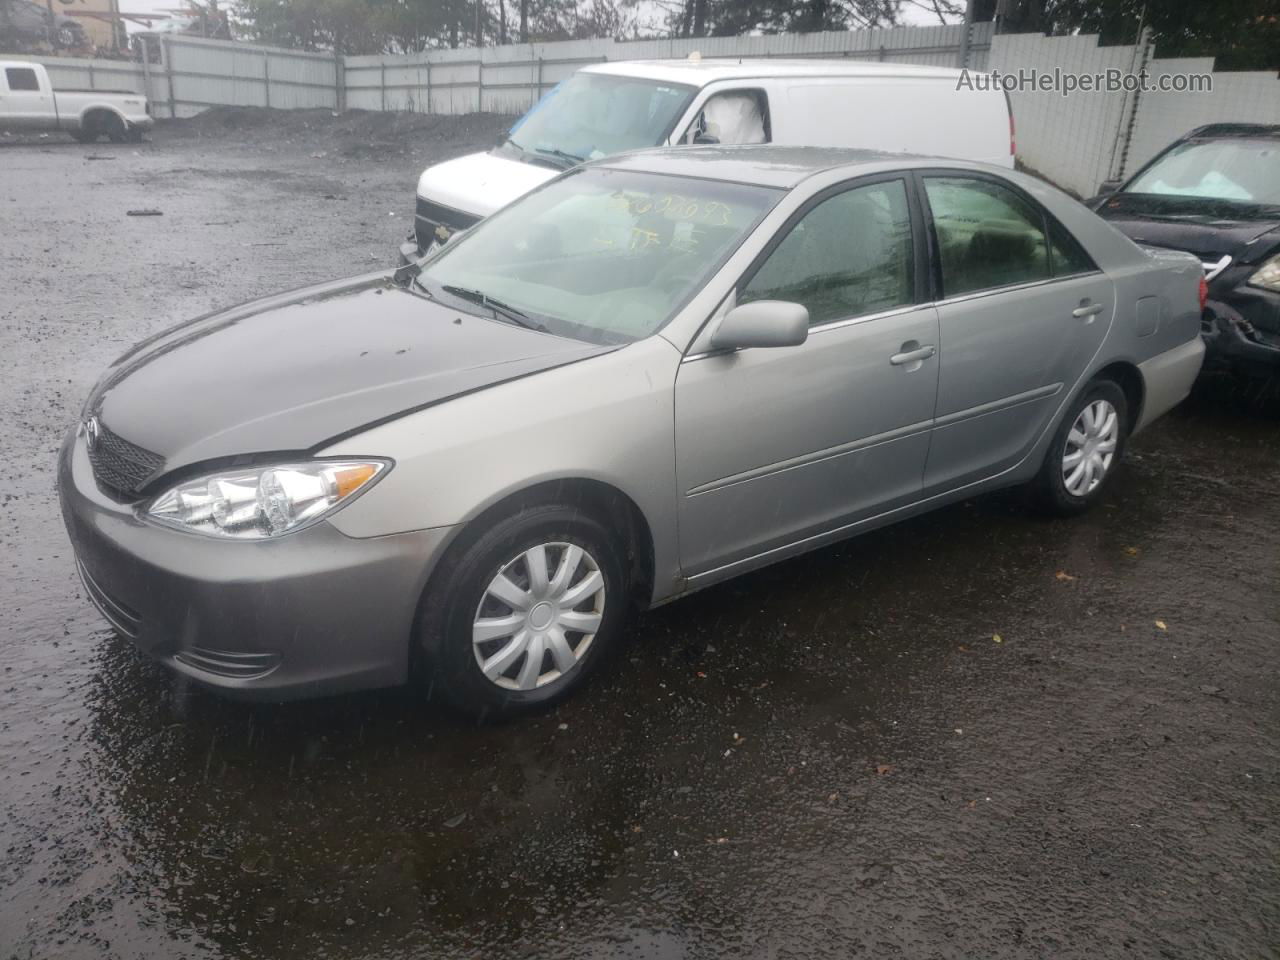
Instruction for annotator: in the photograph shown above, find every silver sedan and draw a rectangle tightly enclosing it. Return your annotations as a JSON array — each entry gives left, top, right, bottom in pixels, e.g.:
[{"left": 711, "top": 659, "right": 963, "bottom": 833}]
[{"left": 59, "top": 147, "right": 1206, "bottom": 717}]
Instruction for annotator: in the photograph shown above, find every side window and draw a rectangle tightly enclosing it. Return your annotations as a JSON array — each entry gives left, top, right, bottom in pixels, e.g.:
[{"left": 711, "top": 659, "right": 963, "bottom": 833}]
[
  {"left": 924, "top": 177, "right": 1050, "bottom": 296},
  {"left": 684, "top": 90, "right": 769, "bottom": 145},
  {"left": 1047, "top": 218, "right": 1097, "bottom": 277},
  {"left": 740, "top": 179, "right": 915, "bottom": 327},
  {"left": 5, "top": 68, "right": 40, "bottom": 92}
]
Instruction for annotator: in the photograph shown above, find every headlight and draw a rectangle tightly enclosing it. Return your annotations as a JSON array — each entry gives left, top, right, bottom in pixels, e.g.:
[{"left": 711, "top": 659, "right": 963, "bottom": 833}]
[
  {"left": 1247, "top": 254, "right": 1280, "bottom": 293},
  {"left": 147, "top": 460, "right": 389, "bottom": 539}
]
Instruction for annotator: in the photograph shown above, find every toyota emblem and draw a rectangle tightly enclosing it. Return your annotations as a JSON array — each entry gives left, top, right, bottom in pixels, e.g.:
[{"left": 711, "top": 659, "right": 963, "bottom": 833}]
[{"left": 85, "top": 416, "right": 101, "bottom": 453}]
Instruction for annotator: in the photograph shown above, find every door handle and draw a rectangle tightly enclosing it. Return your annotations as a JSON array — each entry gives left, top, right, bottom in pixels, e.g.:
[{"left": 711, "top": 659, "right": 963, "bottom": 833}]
[
  {"left": 1072, "top": 302, "right": 1104, "bottom": 319},
  {"left": 889, "top": 344, "right": 936, "bottom": 366}
]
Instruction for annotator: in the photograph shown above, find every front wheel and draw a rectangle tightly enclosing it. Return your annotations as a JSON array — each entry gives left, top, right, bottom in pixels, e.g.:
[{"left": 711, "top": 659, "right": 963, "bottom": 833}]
[
  {"left": 417, "top": 504, "right": 629, "bottom": 720},
  {"left": 1031, "top": 379, "right": 1129, "bottom": 516}
]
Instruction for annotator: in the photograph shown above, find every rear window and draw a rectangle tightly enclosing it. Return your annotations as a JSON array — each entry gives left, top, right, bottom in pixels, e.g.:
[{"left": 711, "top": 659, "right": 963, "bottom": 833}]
[{"left": 5, "top": 67, "right": 40, "bottom": 92}]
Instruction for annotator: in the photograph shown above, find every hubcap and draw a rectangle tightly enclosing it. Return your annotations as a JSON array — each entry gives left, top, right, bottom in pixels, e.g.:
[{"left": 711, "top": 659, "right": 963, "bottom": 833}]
[
  {"left": 472, "top": 542, "right": 606, "bottom": 691},
  {"left": 1062, "top": 398, "right": 1119, "bottom": 497}
]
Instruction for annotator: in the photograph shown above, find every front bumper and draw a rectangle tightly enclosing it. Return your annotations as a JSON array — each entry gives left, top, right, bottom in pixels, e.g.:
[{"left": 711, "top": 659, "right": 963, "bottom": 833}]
[
  {"left": 1201, "top": 270, "right": 1280, "bottom": 376},
  {"left": 58, "top": 426, "right": 453, "bottom": 700}
]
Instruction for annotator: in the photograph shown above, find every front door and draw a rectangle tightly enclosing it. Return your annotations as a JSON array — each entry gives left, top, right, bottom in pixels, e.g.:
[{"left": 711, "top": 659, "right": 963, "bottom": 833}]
[
  {"left": 2, "top": 65, "right": 54, "bottom": 129},
  {"left": 918, "top": 173, "right": 1115, "bottom": 492},
  {"left": 674, "top": 176, "right": 939, "bottom": 576}
]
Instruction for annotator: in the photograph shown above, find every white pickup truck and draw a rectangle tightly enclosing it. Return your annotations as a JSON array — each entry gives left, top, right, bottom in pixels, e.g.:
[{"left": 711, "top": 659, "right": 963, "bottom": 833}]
[{"left": 1, "top": 60, "right": 152, "bottom": 142}]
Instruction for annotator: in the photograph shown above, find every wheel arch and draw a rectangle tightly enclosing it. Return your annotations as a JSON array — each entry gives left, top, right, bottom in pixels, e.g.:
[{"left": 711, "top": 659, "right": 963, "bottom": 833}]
[
  {"left": 78, "top": 105, "right": 127, "bottom": 132},
  {"left": 1091, "top": 360, "right": 1145, "bottom": 434},
  {"left": 427, "top": 476, "right": 658, "bottom": 612}
]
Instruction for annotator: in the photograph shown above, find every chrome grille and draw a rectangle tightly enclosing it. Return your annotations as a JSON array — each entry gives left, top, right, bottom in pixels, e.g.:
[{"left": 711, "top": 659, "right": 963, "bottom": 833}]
[
  {"left": 415, "top": 197, "right": 481, "bottom": 246},
  {"left": 87, "top": 421, "right": 164, "bottom": 496}
]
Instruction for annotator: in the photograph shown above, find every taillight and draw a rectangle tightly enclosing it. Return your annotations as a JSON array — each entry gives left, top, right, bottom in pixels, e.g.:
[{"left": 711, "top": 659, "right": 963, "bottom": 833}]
[
  {"left": 1198, "top": 275, "right": 1208, "bottom": 310},
  {"left": 1006, "top": 96, "right": 1016, "bottom": 156}
]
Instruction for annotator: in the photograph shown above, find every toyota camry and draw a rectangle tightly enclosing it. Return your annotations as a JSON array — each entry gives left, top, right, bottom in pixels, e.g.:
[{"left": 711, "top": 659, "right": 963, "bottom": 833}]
[{"left": 60, "top": 147, "right": 1206, "bottom": 717}]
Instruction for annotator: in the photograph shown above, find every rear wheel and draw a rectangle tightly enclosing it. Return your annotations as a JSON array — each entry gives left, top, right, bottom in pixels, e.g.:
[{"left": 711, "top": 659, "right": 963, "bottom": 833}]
[
  {"left": 72, "top": 127, "right": 99, "bottom": 144},
  {"left": 417, "top": 503, "right": 629, "bottom": 720},
  {"left": 1031, "top": 379, "right": 1129, "bottom": 516}
]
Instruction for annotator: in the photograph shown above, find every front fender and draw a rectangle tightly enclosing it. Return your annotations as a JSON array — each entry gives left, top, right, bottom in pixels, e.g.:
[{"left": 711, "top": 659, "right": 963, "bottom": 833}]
[{"left": 320, "top": 335, "right": 686, "bottom": 602}]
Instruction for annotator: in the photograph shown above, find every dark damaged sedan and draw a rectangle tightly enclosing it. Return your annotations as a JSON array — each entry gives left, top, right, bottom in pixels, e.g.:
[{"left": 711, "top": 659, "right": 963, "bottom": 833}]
[
  {"left": 1092, "top": 123, "right": 1280, "bottom": 383},
  {"left": 61, "top": 148, "right": 1204, "bottom": 718}
]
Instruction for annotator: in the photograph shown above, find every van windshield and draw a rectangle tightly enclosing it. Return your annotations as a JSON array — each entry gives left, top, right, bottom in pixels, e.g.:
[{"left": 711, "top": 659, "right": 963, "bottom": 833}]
[
  {"left": 506, "top": 73, "right": 696, "bottom": 165},
  {"left": 417, "top": 167, "right": 780, "bottom": 345}
]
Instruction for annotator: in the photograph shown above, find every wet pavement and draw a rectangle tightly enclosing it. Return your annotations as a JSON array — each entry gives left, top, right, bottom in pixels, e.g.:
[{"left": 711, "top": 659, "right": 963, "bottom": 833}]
[{"left": 2, "top": 112, "right": 1279, "bottom": 960}]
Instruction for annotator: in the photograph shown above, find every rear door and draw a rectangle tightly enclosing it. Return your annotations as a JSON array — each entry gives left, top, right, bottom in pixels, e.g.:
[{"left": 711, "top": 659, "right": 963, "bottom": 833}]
[
  {"left": 918, "top": 172, "right": 1114, "bottom": 493},
  {"left": 674, "top": 174, "right": 939, "bottom": 575},
  {"left": 1, "top": 65, "right": 55, "bottom": 129}
]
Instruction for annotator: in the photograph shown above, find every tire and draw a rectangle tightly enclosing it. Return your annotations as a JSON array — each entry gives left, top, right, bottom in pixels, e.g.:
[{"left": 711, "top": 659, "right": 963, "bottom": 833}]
[
  {"left": 103, "top": 113, "right": 128, "bottom": 144},
  {"left": 416, "top": 503, "right": 629, "bottom": 721},
  {"left": 1031, "top": 379, "right": 1129, "bottom": 516},
  {"left": 72, "top": 127, "right": 99, "bottom": 144}
]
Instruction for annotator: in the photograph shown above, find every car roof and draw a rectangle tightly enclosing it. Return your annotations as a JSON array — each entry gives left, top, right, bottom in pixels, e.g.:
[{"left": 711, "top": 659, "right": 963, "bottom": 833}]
[
  {"left": 596, "top": 145, "right": 952, "bottom": 189},
  {"left": 583, "top": 57, "right": 964, "bottom": 87}
]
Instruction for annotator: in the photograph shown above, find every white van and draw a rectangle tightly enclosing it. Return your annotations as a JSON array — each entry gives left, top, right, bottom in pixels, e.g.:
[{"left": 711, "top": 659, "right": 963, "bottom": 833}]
[{"left": 412, "top": 56, "right": 1014, "bottom": 250}]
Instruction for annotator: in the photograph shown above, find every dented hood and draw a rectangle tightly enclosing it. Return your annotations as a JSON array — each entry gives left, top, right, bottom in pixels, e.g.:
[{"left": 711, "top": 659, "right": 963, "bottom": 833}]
[
  {"left": 1094, "top": 192, "right": 1280, "bottom": 264},
  {"left": 88, "top": 274, "right": 609, "bottom": 475}
]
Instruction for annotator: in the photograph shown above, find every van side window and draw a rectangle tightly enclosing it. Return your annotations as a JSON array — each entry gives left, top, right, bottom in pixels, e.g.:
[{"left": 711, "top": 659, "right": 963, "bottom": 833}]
[
  {"left": 924, "top": 176, "right": 1050, "bottom": 296},
  {"left": 1047, "top": 218, "right": 1097, "bottom": 277},
  {"left": 5, "top": 68, "right": 40, "bottom": 92},
  {"left": 684, "top": 90, "right": 769, "bottom": 146},
  {"left": 740, "top": 179, "right": 914, "bottom": 326}
]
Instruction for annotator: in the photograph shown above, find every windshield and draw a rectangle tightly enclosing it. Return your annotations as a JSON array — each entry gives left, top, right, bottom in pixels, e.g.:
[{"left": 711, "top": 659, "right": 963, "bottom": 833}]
[
  {"left": 1126, "top": 138, "right": 1280, "bottom": 206},
  {"left": 418, "top": 167, "right": 780, "bottom": 344},
  {"left": 507, "top": 73, "right": 696, "bottom": 164}
]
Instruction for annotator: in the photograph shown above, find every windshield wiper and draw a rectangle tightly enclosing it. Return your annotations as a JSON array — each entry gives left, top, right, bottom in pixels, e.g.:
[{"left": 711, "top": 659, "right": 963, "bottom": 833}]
[
  {"left": 440, "top": 284, "right": 549, "bottom": 332},
  {"left": 532, "top": 146, "right": 586, "bottom": 169}
]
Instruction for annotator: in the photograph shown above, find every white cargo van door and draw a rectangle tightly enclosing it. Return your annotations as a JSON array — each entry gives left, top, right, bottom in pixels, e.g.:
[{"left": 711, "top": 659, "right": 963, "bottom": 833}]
[
  {"left": 773, "top": 77, "right": 1012, "bottom": 168},
  {"left": 1, "top": 65, "right": 55, "bottom": 129}
]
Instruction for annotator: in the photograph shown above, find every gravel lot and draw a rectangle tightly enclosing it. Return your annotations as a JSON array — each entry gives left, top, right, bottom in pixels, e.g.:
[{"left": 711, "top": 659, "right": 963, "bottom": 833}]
[{"left": 1, "top": 110, "right": 1278, "bottom": 960}]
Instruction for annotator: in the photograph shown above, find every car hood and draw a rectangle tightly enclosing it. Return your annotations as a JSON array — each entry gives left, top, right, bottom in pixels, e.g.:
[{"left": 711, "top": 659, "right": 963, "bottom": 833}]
[
  {"left": 88, "top": 274, "right": 610, "bottom": 477},
  {"left": 1093, "top": 192, "right": 1280, "bottom": 265},
  {"left": 415, "top": 150, "right": 557, "bottom": 219}
]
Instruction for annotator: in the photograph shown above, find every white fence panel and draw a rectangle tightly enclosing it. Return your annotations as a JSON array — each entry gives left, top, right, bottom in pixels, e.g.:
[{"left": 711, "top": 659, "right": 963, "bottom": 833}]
[
  {"left": 1127, "top": 63, "right": 1280, "bottom": 175},
  {"left": 160, "top": 36, "right": 337, "bottom": 115},
  {"left": 989, "top": 33, "right": 1140, "bottom": 196},
  {"left": 990, "top": 32, "right": 1280, "bottom": 197},
  {"left": 337, "top": 24, "right": 989, "bottom": 118}
]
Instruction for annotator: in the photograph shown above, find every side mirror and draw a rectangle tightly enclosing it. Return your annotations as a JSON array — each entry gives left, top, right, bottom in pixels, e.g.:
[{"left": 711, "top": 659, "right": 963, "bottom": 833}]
[
  {"left": 693, "top": 133, "right": 720, "bottom": 145},
  {"left": 711, "top": 300, "right": 809, "bottom": 351},
  {"left": 1097, "top": 178, "right": 1124, "bottom": 196}
]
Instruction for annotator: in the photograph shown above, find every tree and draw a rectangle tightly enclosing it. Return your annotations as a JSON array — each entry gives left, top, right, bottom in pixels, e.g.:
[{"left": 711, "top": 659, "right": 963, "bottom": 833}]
[
  {"left": 658, "top": 0, "right": 899, "bottom": 37},
  {"left": 995, "top": 0, "right": 1278, "bottom": 71}
]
